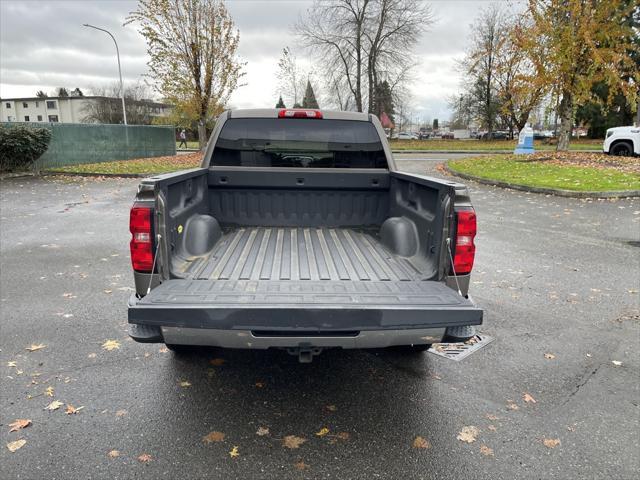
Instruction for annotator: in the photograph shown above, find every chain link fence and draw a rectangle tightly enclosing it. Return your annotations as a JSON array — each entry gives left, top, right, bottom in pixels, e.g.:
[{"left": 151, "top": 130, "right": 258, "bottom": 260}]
[{"left": 2, "top": 122, "right": 177, "bottom": 169}]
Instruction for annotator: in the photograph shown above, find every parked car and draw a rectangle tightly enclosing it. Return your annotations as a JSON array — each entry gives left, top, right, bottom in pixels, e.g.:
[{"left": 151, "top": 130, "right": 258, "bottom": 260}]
[
  {"left": 394, "top": 132, "right": 416, "bottom": 140},
  {"left": 480, "top": 131, "right": 509, "bottom": 140},
  {"left": 603, "top": 126, "right": 640, "bottom": 156},
  {"left": 127, "top": 109, "right": 483, "bottom": 362}
]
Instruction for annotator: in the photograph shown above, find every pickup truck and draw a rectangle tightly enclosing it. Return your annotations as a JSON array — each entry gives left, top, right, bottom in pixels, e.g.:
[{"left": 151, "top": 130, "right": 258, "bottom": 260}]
[
  {"left": 127, "top": 109, "right": 483, "bottom": 362},
  {"left": 603, "top": 126, "right": 640, "bottom": 157}
]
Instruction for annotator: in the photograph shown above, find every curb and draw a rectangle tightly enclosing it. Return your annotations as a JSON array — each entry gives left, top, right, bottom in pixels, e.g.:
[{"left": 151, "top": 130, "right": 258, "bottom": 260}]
[
  {"left": 445, "top": 164, "right": 640, "bottom": 199},
  {"left": 42, "top": 171, "right": 148, "bottom": 178},
  {"left": 392, "top": 149, "right": 601, "bottom": 155},
  {"left": 0, "top": 172, "right": 37, "bottom": 180}
]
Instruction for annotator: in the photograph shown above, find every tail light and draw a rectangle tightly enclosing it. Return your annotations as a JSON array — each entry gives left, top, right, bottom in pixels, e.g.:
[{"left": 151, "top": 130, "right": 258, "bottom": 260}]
[
  {"left": 278, "top": 109, "right": 323, "bottom": 119},
  {"left": 452, "top": 209, "right": 476, "bottom": 275},
  {"left": 130, "top": 205, "right": 154, "bottom": 272}
]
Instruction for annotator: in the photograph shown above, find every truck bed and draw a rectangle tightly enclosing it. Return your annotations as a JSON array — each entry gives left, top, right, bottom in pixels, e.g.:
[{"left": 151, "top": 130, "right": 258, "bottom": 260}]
[{"left": 182, "top": 226, "right": 421, "bottom": 282}]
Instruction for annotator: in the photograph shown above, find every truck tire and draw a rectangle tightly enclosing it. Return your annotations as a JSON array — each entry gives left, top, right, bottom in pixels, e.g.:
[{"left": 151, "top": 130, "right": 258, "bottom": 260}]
[{"left": 611, "top": 141, "right": 633, "bottom": 156}]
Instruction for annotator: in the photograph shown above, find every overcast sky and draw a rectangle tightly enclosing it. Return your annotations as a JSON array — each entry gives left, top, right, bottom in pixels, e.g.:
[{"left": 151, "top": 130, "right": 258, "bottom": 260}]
[{"left": 0, "top": 0, "right": 520, "bottom": 122}]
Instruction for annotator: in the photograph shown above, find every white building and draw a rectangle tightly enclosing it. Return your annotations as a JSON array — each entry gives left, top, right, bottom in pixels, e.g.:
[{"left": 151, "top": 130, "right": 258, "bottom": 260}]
[{"left": 1, "top": 96, "right": 171, "bottom": 124}]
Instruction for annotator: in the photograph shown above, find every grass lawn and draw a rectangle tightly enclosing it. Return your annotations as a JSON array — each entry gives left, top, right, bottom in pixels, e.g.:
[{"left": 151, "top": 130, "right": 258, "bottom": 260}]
[
  {"left": 48, "top": 153, "right": 203, "bottom": 176},
  {"left": 448, "top": 153, "right": 640, "bottom": 192},
  {"left": 390, "top": 138, "right": 601, "bottom": 151},
  {"left": 176, "top": 141, "right": 200, "bottom": 150}
]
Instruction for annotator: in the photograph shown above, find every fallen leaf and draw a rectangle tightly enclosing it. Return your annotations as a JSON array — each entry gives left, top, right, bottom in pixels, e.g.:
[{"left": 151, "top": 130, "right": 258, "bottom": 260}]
[
  {"left": 6, "top": 439, "right": 26, "bottom": 452},
  {"left": 104, "top": 289, "right": 113, "bottom": 294},
  {"left": 486, "top": 414, "right": 499, "bottom": 421},
  {"left": 294, "top": 460, "right": 309, "bottom": 471},
  {"left": 45, "top": 386, "right": 54, "bottom": 397},
  {"left": 179, "top": 380, "right": 192, "bottom": 388},
  {"left": 256, "top": 427, "right": 270, "bottom": 436},
  {"left": 7, "top": 361, "right": 17, "bottom": 367},
  {"left": 413, "top": 436, "right": 431, "bottom": 449},
  {"left": 315, "top": 427, "right": 329, "bottom": 437},
  {"left": 102, "top": 340, "right": 121, "bottom": 351},
  {"left": 88, "top": 353, "right": 97, "bottom": 358},
  {"left": 543, "top": 438, "right": 561, "bottom": 449},
  {"left": 159, "top": 347, "right": 169, "bottom": 353},
  {"left": 480, "top": 444, "right": 494, "bottom": 456},
  {"left": 335, "top": 432, "right": 350, "bottom": 440},
  {"left": 26, "top": 343, "right": 46, "bottom": 352},
  {"left": 457, "top": 426, "right": 479, "bottom": 443},
  {"left": 612, "top": 360, "right": 622, "bottom": 366},
  {"left": 506, "top": 402, "right": 519, "bottom": 411},
  {"left": 107, "top": 450, "right": 120, "bottom": 458},
  {"left": 62, "top": 292, "right": 76, "bottom": 298},
  {"left": 115, "top": 409, "right": 127, "bottom": 417},
  {"left": 325, "top": 404, "right": 337, "bottom": 412},
  {"left": 229, "top": 446, "right": 239, "bottom": 458},
  {"left": 210, "top": 358, "right": 225, "bottom": 366},
  {"left": 544, "top": 353, "right": 555, "bottom": 359},
  {"left": 45, "top": 400, "right": 63, "bottom": 411},
  {"left": 65, "top": 404, "right": 83, "bottom": 415},
  {"left": 282, "top": 435, "right": 306, "bottom": 449},
  {"left": 487, "top": 425, "right": 497, "bottom": 432},
  {"left": 203, "top": 431, "right": 225, "bottom": 443},
  {"left": 523, "top": 393, "right": 537, "bottom": 404},
  {"left": 137, "top": 453, "right": 153, "bottom": 463},
  {"left": 255, "top": 381, "right": 265, "bottom": 388},
  {"left": 9, "top": 419, "right": 31, "bottom": 433}
]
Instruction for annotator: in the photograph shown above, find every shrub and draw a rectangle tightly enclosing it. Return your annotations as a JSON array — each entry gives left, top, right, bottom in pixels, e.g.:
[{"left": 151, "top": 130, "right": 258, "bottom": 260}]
[{"left": 0, "top": 124, "right": 52, "bottom": 172}]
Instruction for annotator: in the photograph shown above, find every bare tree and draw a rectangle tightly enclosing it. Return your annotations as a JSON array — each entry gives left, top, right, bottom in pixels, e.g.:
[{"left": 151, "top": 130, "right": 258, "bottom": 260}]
[
  {"left": 276, "top": 47, "right": 305, "bottom": 107},
  {"left": 81, "top": 83, "right": 164, "bottom": 125},
  {"left": 126, "top": 0, "right": 245, "bottom": 148}
]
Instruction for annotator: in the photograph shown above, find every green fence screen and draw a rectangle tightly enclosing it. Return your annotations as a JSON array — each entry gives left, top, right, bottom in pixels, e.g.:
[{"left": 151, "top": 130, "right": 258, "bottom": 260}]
[{"left": 2, "top": 122, "right": 177, "bottom": 168}]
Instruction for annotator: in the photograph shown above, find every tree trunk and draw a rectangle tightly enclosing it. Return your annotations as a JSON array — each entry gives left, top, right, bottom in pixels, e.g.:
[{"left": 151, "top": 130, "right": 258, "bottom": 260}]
[
  {"left": 557, "top": 90, "right": 573, "bottom": 151},
  {"left": 198, "top": 119, "right": 207, "bottom": 150}
]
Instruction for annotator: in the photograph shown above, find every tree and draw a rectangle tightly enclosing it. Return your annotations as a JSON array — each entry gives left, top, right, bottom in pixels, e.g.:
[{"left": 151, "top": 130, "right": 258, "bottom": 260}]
[
  {"left": 301, "top": 80, "right": 319, "bottom": 108},
  {"left": 71, "top": 88, "right": 84, "bottom": 97},
  {"left": 35, "top": 90, "right": 48, "bottom": 98},
  {"left": 371, "top": 80, "right": 394, "bottom": 123},
  {"left": 276, "top": 47, "right": 305, "bottom": 107},
  {"left": 432, "top": 118, "right": 438, "bottom": 130},
  {"left": 81, "top": 83, "right": 161, "bottom": 125},
  {"left": 275, "top": 95, "right": 286, "bottom": 108},
  {"left": 126, "top": 0, "right": 245, "bottom": 149},
  {"left": 296, "top": 0, "right": 432, "bottom": 113},
  {"left": 57, "top": 87, "right": 69, "bottom": 97},
  {"left": 516, "top": 0, "right": 639, "bottom": 150}
]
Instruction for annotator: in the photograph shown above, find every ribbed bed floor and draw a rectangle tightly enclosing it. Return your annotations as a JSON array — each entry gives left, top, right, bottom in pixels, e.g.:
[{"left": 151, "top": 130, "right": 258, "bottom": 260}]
[{"left": 184, "top": 227, "right": 422, "bottom": 282}]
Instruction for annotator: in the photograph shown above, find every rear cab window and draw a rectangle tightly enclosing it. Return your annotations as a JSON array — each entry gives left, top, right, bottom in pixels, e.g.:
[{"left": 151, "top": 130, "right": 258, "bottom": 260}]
[{"left": 211, "top": 118, "right": 388, "bottom": 169}]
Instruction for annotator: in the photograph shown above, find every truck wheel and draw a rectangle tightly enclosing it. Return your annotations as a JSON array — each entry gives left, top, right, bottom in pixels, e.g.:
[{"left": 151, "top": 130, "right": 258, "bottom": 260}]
[
  {"left": 165, "top": 343, "right": 195, "bottom": 354},
  {"left": 611, "top": 141, "right": 633, "bottom": 156}
]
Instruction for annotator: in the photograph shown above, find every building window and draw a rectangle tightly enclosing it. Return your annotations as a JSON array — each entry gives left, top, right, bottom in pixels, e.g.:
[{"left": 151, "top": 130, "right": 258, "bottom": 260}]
[
  {"left": 48, "top": 115, "right": 59, "bottom": 122},
  {"left": 23, "top": 102, "right": 28, "bottom": 108},
  {"left": 24, "top": 115, "right": 30, "bottom": 121},
  {"left": 46, "top": 100, "right": 57, "bottom": 109},
  {"left": 5, "top": 102, "right": 10, "bottom": 108},
  {"left": 37, "top": 115, "right": 43, "bottom": 121},
  {"left": 35, "top": 101, "right": 39, "bottom": 108}
]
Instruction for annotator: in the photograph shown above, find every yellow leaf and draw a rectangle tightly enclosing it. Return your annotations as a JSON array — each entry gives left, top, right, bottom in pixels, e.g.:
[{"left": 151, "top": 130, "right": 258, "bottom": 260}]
[
  {"left": 26, "top": 343, "right": 46, "bottom": 352},
  {"left": 179, "top": 380, "right": 192, "bottom": 388},
  {"left": 282, "top": 435, "right": 306, "bottom": 449},
  {"left": 413, "top": 436, "right": 431, "bottom": 449},
  {"left": 229, "top": 446, "right": 239, "bottom": 458},
  {"left": 315, "top": 427, "right": 329, "bottom": 437},
  {"left": 544, "top": 353, "right": 555, "bottom": 359},
  {"left": 7, "top": 439, "right": 26, "bottom": 452},
  {"left": 203, "top": 431, "right": 225, "bottom": 443},
  {"left": 45, "top": 386, "right": 54, "bottom": 397},
  {"left": 457, "top": 426, "right": 479, "bottom": 443},
  {"left": 9, "top": 419, "right": 31, "bottom": 433},
  {"left": 45, "top": 400, "right": 63, "bottom": 411},
  {"left": 137, "top": 453, "right": 153, "bottom": 463},
  {"left": 65, "top": 404, "right": 83, "bottom": 415},
  {"left": 480, "top": 444, "right": 494, "bottom": 456},
  {"left": 256, "top": 427, "right": 270, "bottom": 436},
  {"left": 102, "top": 340, "right": 121, "bottom": 351},
  {"left": 523, "top": 392, "right": 537, "bottom": 404},
  {"left": 107, "top": 450, "right": 120, "bottom": 458},
  {"left": 543, "top": 438, "right": 560, "bottom": 449}
]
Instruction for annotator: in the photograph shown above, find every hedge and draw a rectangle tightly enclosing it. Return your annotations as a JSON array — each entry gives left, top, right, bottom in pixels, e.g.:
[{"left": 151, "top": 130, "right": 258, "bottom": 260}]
[{"left": 0, "top": 124, "right": 52, "bottom": 172}]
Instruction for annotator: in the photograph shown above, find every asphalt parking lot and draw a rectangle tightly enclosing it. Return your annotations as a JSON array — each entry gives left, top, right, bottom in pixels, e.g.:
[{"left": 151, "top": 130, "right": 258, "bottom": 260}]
[{"left": 1, "top": 155, "right": 639, "bottom": 479}]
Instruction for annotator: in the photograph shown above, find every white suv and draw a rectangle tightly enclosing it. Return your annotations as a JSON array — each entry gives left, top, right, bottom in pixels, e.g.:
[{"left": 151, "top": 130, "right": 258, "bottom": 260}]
[{"left": 603, "top": 126, "right": 640, "bottom": 156}]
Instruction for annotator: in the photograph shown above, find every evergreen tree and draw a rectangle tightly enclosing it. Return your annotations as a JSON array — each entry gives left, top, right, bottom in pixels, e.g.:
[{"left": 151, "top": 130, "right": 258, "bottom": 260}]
[
  {"left": 372, "top": 81, "right": 394, "bottom": 122},
  {"left": 71, "top": 87, "right": 84, "bottom": 97},
  {"left": 301, "top": 80, "right": 319, "bottom": 109},
  {"left": 275, "top": 95, "right": 286, "bottom": 108},
  {"left": 35, "top": 90, "right": 48, "bottom": 98},
  {"left": 433, "top": 119, "right": 439, "bottom": 130},
  {"left": 57, "top": 87, "right": 69, "bottom": 97}
]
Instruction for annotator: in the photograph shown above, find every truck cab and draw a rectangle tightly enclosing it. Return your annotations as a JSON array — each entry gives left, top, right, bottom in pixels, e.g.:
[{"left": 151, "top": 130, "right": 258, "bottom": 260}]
[{"left": 127, "top": 109, "right": 483, "bottom": 362}]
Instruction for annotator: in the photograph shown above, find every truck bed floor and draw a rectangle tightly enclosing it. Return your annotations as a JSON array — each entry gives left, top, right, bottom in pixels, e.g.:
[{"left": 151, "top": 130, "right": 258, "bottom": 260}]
[{"left": 184, "top": 227, "right": 422, "bottom": 282}]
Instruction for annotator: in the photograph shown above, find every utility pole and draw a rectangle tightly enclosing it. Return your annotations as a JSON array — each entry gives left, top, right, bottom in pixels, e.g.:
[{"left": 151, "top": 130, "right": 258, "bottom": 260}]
[{"left": 83, "top": 24, "right": 127, "bottom": 125}]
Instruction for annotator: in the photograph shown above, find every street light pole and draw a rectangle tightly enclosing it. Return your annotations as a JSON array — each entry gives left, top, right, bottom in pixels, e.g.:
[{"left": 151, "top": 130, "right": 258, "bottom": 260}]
[{"left": 82, "top": 24, "right": 127, "bottom": 125}]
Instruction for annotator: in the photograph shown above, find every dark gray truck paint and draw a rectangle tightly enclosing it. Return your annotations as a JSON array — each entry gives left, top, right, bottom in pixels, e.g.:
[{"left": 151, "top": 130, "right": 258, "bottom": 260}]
[{"left": 128, "top": 110, "right": 482, "bottom": 355}]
